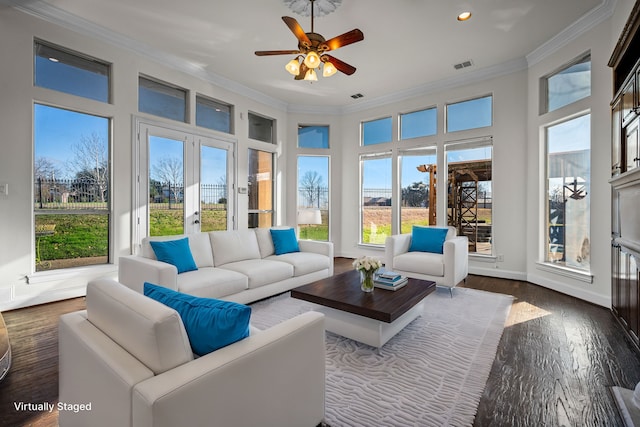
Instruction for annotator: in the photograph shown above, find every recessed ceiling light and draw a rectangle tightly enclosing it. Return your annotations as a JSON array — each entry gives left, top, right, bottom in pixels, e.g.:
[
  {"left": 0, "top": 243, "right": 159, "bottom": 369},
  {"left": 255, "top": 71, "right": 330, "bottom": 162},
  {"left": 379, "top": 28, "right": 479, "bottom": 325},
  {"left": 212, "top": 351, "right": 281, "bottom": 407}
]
[
  {"left": 48, "top": 57, "right": 60, "bottom": 62},
  {"left": 457, "top": 12, "right": 472, "bottom": 21}
]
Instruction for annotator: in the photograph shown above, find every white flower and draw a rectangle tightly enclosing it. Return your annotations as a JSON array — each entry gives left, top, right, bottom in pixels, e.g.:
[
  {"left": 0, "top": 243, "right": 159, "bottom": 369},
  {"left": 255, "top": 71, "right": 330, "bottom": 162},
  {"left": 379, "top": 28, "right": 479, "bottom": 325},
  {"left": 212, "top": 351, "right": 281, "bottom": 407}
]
[{"left": 353, "top": 256, "right": 381, "bottom": 272}]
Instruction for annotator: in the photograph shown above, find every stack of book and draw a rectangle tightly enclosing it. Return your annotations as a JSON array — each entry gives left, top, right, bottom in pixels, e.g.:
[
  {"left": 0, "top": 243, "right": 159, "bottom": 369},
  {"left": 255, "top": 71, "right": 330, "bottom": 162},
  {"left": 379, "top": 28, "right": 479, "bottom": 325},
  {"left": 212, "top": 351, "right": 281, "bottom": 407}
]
[{"left": 374, "top": 271, "right": 408, "bottom": 291}]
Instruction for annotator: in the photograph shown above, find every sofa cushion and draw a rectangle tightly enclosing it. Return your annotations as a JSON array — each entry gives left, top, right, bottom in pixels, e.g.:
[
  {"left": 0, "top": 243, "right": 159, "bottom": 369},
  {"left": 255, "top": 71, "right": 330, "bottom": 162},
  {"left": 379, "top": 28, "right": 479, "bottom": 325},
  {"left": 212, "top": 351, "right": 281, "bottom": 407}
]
[
  {"left": 393, "top": 251, "right": 445, "bottom": 277},
  {"left": 210, "top": 230, "right": 261, "bottom": 266},
  {"left": 267, "top": 252, "right": 330, "bottom": 276},
  {"left": 409, "top": 226, "right": 449, "bottom": 254},
  {"left": 176, "top": 267, "right": 248, "bottom": 299},
  {"left": 144, "top": 282, "right": 251, "bottom": 356},
  {"left": 255, "top": 227, "right": 275, "bottom": 258},
  {"left": 86, "top": 279, "right": 193, "bottom": 375},
  {"left": 270, "top": 228, "right": 300, "bottom": 255},
  {"left": 219, "top": 259, "right": 294, "bottom": 289},
  {"left": 150, "top": 237, "right": 198, "bottom": 273},
  {"left": 142, "top": 233, "right": 214, "bottom": 268}
]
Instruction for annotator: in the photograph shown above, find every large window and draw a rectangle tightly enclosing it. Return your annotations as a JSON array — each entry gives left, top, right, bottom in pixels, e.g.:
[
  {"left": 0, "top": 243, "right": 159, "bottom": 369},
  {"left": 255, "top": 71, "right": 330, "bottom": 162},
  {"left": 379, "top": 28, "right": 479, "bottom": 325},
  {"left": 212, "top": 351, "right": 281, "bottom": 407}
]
[
  {"left": 34, "top": 104, "right": 110, "bottom": 271},
  {"left": 400, "top": 108, "right": 437, "bottom": 140},
  {"left": 545, "top": 114, "right": 591, "bottom": 270},
  {"left": 400, "top": 149, "right": 437, "bottom": 233},
  {"left": 362, "top": 117, "right": 393, "bottom": 146},
  {"left": 543, "top": 53, "right": 591, "bottom": 113},
  {"left": 34, "top": 40, "right": 110, "bottom": 103},
  {"left": 297, "top": 156, "right": 329, "bottom": 240},
  {"left": 139, "top": 76, "right": 187, "bottom": 122},
  {"left": 446, "top": 95, "right": 492, "bottom": 132},
  {"left": 446, "top": 140, "right": 493, "bottom": 255},
  {"left": 248, "top": 149, "right": 274, "bottom": 228},
  {"left": 360, "top": 154, "right": 392, "bottom": 244}
]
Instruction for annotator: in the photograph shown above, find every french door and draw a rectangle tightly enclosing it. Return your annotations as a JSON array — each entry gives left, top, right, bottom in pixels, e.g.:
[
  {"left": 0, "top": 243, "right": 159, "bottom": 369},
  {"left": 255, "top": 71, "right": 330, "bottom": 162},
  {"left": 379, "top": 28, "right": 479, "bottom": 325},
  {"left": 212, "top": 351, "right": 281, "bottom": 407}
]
[{"left": 134, "top": 122, "right": 235, "bottom": 249}]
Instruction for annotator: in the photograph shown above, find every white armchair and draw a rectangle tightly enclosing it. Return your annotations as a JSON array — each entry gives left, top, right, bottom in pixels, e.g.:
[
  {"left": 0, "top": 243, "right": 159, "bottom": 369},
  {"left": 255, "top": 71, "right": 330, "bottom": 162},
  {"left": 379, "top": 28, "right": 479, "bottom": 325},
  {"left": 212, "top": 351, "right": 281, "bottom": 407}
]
[
  {"left": 384, "top": 226, "right": 468, "bottom": 295},
  {"left": 58, "top": 279, "right": 326, "bottom": 427}
]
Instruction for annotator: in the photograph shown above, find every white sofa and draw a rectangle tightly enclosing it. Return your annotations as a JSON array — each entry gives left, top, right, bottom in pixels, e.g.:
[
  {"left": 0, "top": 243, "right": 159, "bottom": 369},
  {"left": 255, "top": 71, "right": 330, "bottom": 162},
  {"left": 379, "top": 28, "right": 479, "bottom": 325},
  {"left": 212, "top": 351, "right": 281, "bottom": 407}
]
[
  {"left": 384, "top": 226, "right": 469, "bottom": 294},
  {"left": 59, "top": 278, "right": 326, "bottom": 427},
  {"left": 119, "top": 228, "right": 333, "bottom": 304}
]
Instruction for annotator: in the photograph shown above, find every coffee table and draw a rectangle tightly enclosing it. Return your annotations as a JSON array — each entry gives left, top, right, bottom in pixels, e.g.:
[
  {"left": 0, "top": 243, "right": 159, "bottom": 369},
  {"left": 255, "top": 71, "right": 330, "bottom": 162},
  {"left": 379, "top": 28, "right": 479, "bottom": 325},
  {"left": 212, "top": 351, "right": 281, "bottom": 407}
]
[{"left": 291, "top": 270, "right": 436, "bottom": 351}]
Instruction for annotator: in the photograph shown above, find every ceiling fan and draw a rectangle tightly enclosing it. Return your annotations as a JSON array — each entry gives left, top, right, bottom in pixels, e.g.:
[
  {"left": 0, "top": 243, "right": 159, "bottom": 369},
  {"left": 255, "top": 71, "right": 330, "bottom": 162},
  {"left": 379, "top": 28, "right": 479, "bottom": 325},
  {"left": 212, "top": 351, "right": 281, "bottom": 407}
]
[{"left": 255, "top": 0, "right": 364, "bottom": 81}]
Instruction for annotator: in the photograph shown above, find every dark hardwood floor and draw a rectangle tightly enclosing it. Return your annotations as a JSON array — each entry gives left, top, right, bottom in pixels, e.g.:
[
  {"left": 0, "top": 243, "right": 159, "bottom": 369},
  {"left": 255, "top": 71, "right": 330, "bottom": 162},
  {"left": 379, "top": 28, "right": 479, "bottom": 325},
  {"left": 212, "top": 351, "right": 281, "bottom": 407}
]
[{"left": 0, "top": 257, "right": 638, "bottom": 426}]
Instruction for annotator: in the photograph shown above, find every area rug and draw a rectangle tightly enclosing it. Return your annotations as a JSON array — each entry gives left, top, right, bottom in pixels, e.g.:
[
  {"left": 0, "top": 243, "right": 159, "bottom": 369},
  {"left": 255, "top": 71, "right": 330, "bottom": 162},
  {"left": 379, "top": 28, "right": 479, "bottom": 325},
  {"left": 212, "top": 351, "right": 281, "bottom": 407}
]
[{"left": 249, "top": 287, "right": 513, "bottom": 427}]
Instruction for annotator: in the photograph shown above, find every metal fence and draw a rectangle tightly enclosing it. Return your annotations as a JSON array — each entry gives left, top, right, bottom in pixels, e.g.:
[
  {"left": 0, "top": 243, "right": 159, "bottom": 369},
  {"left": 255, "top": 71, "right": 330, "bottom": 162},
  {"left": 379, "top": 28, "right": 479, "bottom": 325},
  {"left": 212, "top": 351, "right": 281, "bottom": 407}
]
[
  {"left": 149, "top": 182, "right": 228, "bottom": 210},
  {"left": 34, "top": 177, "right": 108, "bottom": 210}
]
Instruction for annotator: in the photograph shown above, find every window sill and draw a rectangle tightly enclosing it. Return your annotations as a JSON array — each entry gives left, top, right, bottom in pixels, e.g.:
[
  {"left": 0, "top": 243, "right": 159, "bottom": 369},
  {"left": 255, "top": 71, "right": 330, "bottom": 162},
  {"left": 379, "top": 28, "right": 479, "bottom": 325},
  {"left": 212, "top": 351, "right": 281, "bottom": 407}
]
[
  {"left": 27, "top": 264, "right": 117, "bottom": 285},
  {"left": 535, "top": 262, "right": 593, "bottom": 284}
]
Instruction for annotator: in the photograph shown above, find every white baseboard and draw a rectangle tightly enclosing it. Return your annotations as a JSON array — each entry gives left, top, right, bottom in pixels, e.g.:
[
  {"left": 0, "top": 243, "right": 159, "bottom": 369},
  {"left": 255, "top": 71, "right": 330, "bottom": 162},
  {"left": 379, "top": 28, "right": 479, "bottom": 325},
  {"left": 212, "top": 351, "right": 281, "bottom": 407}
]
[
  {"left": 527, "top": 273, "right": 610, "bottom": 308},
  {"left": 0, "top": 285, "right": 86, "bottom": 311},
  {"left": 469, "top": 266, "right": 527, "bottom": 281}
]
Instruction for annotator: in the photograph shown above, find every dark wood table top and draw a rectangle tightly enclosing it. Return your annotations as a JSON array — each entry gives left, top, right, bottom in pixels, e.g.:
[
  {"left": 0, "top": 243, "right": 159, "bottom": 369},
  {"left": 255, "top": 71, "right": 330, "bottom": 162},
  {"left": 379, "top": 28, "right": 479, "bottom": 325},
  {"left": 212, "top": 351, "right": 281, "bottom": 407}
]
[{"left": 291, "top": 269, "right": 436, "bottom": 323}]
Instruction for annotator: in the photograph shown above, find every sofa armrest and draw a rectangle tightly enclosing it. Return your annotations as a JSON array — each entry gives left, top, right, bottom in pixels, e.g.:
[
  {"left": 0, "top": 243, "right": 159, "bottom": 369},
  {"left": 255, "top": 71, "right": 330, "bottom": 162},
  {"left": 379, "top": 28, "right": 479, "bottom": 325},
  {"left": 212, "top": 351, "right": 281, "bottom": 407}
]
[
  {"left": 443, "top": 236, "right": 469, "bottom": 287},
  {"left": 384, "top": 234, "right": 412, "bottom": 268},
  {"left": 118, "top": 255, "right": 178, "bottom": 294},
  {"left": 132, "top": 311, "right": 325, "bottom": 427},
  {"left": 59, "top": 311, "right": 154, "bottom": 427},
  {"left": 299, "top": 240, "right": 334, "bottom": 275}
]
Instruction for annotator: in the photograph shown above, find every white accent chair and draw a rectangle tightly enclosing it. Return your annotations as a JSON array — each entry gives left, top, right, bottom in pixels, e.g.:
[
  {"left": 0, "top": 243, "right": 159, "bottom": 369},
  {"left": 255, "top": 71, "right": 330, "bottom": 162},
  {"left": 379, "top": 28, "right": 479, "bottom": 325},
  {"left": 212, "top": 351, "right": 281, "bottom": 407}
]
[
  {"left": 58, "top": 279, "right": 326, "bottom": 427},
  {"left": 384, "top": 226, "right": 468, "bottom": 295}
]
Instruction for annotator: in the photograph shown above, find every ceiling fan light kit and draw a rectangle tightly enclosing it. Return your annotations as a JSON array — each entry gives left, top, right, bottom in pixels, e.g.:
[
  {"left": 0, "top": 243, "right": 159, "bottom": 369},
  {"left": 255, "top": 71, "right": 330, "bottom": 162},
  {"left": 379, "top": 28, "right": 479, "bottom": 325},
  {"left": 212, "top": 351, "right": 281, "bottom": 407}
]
[{"left": 256, "top": 0, "right": 363, "bottom": 82}]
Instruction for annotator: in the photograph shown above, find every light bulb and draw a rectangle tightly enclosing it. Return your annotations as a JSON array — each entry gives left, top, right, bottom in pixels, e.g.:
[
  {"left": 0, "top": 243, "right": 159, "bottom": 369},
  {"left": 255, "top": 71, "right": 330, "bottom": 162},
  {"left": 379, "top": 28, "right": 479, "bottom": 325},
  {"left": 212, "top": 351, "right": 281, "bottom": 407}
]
[
  {"left": 304, "top": 51, "right": 321, "bottom": 69},
  {"left": 304, "top": 68, "right": 318, "bottom": 81},
  {"left": 285, "top": 58, "right": 300, "bottom": 75},
  {"left": 322, "top": 61, "right": 337, "bottom": 77}
]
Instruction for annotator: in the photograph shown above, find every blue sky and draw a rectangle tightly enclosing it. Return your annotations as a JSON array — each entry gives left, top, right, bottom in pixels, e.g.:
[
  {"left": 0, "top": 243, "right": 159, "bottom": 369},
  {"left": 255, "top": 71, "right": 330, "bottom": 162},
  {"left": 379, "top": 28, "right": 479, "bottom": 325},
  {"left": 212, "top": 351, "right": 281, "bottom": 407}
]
[{"left": 34, "top": 104, "right": 109, "bottom": 179}]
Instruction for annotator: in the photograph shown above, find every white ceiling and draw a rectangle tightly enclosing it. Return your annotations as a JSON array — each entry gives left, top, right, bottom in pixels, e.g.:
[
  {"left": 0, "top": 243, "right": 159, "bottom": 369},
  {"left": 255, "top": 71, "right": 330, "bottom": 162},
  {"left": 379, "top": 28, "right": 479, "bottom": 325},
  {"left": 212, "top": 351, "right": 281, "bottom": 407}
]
[{"left": 6, "top": 0, "right": 608, "bottom": 110}]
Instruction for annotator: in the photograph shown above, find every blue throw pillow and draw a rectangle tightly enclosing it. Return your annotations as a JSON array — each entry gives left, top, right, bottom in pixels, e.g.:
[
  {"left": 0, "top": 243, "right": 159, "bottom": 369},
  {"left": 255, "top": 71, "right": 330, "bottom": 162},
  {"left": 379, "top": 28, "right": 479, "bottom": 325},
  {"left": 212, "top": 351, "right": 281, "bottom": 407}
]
[
  {"left": 270, "top": 228, "right": 300, "bottom": 255},
  {"left": 409, "top": 226, "right": 449, "bottom": 254},
  {"left": 143, "top": 282, "right": 251, "bottom": 356},
  {"left": 149, "top": 237, "right": 198, "bottom": 274}
]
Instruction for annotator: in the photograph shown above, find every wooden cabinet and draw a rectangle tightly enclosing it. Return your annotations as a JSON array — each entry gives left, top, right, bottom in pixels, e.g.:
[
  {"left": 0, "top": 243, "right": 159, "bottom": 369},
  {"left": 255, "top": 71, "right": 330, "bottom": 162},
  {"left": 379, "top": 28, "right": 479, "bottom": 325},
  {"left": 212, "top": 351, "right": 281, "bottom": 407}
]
[
  {"left": 626, "top": 117, "right": 640, "bottom": 172},
  {"left": 611, "top": 243, "right": 640, "bottom": 344},
  {"left": 609, "top": 1, "right": 640, "bottom": 349},
  {"left": 621, "top": 74, "right": 637, "bottom": 127}
]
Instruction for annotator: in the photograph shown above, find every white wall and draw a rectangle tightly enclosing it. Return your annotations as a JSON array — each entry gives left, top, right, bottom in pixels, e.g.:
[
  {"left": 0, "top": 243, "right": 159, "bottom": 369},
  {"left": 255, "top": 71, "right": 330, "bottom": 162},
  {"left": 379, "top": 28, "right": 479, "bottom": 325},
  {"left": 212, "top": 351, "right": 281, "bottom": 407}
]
[{"left": 0, "top": 8, "right": 288, "bottom": 309}]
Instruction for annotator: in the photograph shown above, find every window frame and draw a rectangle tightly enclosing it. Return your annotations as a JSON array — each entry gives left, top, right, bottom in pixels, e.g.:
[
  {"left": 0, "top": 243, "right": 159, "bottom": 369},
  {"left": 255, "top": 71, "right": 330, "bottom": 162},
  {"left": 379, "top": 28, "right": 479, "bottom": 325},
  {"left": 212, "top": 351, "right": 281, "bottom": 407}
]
[
  {"left": 298, "top": 125, "right": 330, "bottom": 149},
  {"left": 541, "top": 52, "right": 591, "bottom": 114},
  {"left": 399, "top": 107, "right": 437, "bottom": 141},
  {"left": 361, "top": 116, "right": 393, "bottom": 146},
  {"left": 359, "top": 152, "right": 393, "bottom": 246},
  {"left": 248, "top": 112, "right": 276, "bottom": 144},
  {"left": 445, "top": 95, "right": 493, "bottom": 133},
  {"left": 195, "top": 94, "right": 234, "bottom": 134}
]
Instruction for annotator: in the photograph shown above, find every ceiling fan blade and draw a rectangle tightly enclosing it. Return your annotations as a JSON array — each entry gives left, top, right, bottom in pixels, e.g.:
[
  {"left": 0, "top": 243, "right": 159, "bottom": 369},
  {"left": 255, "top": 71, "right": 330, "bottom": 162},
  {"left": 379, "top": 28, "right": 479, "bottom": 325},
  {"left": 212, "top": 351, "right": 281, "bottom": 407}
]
[
  {"left": 322, "top": 54, "right": 356, "bottom": 75},
  {"left": 320, "top": 29, "right": 364, "bottom": 51},
  {"left": 295, "top": 63, "right": 309, "bottom": 80},
  {"left": 282, "top": 16, "right": 311, "bottom": 48},
  {"left": 255, "top": 50, "right": 301, "bottom": 56}
]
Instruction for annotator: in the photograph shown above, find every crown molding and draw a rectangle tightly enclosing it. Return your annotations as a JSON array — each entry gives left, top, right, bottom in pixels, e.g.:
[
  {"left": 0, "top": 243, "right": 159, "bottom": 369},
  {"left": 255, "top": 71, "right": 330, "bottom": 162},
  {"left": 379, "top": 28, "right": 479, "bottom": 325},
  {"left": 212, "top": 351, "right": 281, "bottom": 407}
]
[{"left": 526, "top": 0, "right": 616, "bottom": 66}]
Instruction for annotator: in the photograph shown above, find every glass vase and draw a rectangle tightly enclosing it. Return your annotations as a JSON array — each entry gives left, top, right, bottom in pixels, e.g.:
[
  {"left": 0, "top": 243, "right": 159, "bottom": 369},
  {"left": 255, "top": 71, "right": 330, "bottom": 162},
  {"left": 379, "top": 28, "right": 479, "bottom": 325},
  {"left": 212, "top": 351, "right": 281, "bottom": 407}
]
[{"left": 360, "top": 269, "right": 375, "bottom": 293}]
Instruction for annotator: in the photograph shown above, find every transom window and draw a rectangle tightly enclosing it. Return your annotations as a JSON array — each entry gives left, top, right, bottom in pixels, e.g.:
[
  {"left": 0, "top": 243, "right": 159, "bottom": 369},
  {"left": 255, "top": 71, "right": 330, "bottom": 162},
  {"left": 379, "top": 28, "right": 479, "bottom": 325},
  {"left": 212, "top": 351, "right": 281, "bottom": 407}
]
[
  {"left": 248, "top": 112, "right": 275, "bottom": 144},
  {"left": 298, "top": 125, "right": 329, "bottom": 149},
  {"left": 34, "top": 40, "right": 110, "bottom": 103},
  {"left": 138, "top": 76, "right": 187, "bottom": 123},
  {"left": 196, "top": 95, "right": 233, "bottom": 134},
  {"left": 362, "top": 117, "right": 393, "bottom": 146},
  {"left": 543, "top": 53, "right": 591, "bottom": 113},
  {"left": 446, "top": 95, "right": 492, "bottom": 132},
  {"left": 400, "top": 108, "right": 437, "bottom": 140}
]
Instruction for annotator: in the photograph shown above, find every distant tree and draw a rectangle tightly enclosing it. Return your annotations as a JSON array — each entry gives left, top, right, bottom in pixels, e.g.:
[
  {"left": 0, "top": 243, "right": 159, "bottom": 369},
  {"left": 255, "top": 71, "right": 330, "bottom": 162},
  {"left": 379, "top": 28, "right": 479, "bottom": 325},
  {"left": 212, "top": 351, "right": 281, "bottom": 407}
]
[
  {"left": 299, "top": 171, "right": 323, "bottom": 207},
  {"left": 152, "top": 157, "right": 183, "bottom": 204},
  {"left": 34, "top": 157, "right": 62, "bottom": 180},
  {"left": 217, "top": 175, "right": 227, "bottom": 204},
  {"left": 68, "top": 133, "right": 108, "bottom": 202},
  {"left": 402, "top": 182, "right": 427, "bottom": 207}
]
